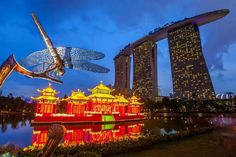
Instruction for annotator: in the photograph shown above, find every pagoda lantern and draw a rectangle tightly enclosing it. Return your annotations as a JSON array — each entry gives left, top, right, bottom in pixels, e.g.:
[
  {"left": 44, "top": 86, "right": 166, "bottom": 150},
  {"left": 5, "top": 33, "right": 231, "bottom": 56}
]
[
  {"left": 88, "top": 81, "right": 115, "bottom": 115},
  {"left": 114, "top": 94, "right": 129, "bottom": 116},
  {"left": 32, "top": 83, "right": 59, "bottom": 116},
  {"left": 128, "top": 94, "right": 143, "bottom": 115},
  {"left": 31, "top": 81, "right": 145, "bottom": 124},
  {"left": 65, "top": 89, "right": 89, "bottom": 115}
]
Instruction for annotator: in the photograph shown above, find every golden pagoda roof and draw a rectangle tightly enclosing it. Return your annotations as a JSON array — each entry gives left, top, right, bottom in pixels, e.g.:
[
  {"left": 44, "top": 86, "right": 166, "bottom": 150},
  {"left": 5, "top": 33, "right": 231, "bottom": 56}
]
[
  {"left": 32, "top": 96, "right": 58, "bottom": 101},
  {"left": 32, "top": 83, "right": 59, "bottom": 101},
  {"left": 129, "top": 95, "right": 143, "bottom": 105},
  {"left": 89, "top": 81, "right": 114, "bottom": 93},
  {"left": 67, "top": 89, "right": 89, "bottom": 100},
  {"left": 37, "top": 83, "right": 58, "bottom": 94},
  {"left": 88, "top": 81, "right": 115, "bottom": 99},
  {"left": 88, "top": 93, "right": 115, "bottom": 99},
  {"left": 114, "top": 94, "right": 129, "bottom": 103}
]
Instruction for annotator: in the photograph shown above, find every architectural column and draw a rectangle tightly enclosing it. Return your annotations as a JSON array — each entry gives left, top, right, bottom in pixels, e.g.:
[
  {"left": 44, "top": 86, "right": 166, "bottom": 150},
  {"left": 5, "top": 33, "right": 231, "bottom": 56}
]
[
  {"left": 114, "top": 54, "right": 131, "bottom": 96},
  {"left": 132, "top": 40, "right": 158, "bottom": 99},
  {"left": 167, "top": 23, "right": 215, "bottom": 99}
]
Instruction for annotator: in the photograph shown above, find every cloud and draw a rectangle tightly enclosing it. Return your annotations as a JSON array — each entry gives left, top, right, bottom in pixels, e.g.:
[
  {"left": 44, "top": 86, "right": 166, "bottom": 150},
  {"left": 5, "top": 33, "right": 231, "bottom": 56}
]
[
  {"left": 211, "top": 42, "right": 236, "bottom": 94},
  {"left": 0, "top": 0, "right": 235, "bottom": 96}
]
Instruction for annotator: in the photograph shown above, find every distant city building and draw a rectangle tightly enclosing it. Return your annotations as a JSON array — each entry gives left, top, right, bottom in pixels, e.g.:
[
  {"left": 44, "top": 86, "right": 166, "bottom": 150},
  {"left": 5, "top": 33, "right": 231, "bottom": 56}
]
[
  {"left": 114, "top": 55, "right": 131, "bottom": 96},
  {"left": 132, "top": 41, "right": 157, "bottom": 99},
  {"left": 168, "top": 23, "right": 215, "bottom": 99},
  {"left": 114, "top": 9, "right": 229, "bottom": 100}
]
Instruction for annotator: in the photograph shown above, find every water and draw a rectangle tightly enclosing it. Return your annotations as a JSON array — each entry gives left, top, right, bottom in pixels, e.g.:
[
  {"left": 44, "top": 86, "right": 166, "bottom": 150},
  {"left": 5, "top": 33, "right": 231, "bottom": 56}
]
[
  {"left": 1, "top": 113, "right": 236, "bottom": 152},
  {"left": 116, "top": 114, "right": 236, "bottom": 157}
]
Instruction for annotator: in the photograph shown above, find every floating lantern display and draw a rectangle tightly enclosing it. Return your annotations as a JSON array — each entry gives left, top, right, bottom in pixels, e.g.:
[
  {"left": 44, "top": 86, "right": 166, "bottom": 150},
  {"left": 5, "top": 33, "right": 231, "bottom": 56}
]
[{"left": 32, "top": 81, "right": 144, "bottom": 124}]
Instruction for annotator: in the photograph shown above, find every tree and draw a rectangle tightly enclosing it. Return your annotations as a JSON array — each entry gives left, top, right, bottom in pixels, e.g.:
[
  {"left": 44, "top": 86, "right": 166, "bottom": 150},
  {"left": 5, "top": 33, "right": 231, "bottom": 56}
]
[
  {"left": 57, "top": 100, "right": 67, "bottom": 113},
  {"left": 63, "top": 94, "right": 68, "bottom": 99},
  {"left": 8, "top": 93, "right": 13, "bottom": 99},
  {"left": 161, "top": 97, "right": 170, "bottom": 111}
]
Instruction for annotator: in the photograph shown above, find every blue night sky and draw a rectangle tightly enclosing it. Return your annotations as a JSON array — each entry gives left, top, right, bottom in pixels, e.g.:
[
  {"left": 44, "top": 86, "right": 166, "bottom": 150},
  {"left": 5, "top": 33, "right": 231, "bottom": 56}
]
[{"left": 0, "top": 0, "right": 235, "bottom": 97}]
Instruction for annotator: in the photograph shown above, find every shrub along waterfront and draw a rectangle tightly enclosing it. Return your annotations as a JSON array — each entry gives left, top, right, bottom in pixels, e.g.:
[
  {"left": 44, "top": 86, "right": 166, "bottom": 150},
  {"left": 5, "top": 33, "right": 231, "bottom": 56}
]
[{"left": 14, "top": 126, "right": 215, "bottom": 157}]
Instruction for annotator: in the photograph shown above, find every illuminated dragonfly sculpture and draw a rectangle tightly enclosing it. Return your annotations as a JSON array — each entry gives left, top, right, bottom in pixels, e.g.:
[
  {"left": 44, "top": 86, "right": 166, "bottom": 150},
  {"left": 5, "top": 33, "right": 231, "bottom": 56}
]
[
  {"left": 0, "top": 13, "right": 109, "bottom": 87},
  {"left": 19, "top": 13, "right": 109, "bottom": 82}
]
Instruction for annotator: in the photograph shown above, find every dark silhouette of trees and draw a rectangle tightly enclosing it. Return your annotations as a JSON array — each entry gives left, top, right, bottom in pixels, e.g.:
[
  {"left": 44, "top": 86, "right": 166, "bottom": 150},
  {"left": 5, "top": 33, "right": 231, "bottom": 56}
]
[
  {"left": 57, "top": 100, "right": 67, "bottom": 113},
  {"left": 63, "top": 94, "right": 68, "bottom": 99},
  {"left": 143, "top": 97, "right": 236, "bottom": 113},
  {"left": 0, "top": 95, "right": 35, "bottom": 115}
]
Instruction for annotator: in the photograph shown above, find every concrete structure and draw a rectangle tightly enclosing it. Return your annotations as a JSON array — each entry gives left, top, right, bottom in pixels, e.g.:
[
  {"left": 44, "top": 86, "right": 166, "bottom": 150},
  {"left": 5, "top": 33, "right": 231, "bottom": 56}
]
[
  {"left": 168, "top": 23, "right": 215, "bottom": 99},
  {"left": 132, "top": 41, "right": 157, "bottom": 98},
  {"left": 114, "top": 55, "right": 131, "bottom": 96},
  {"left": 114, "top": 9, "right": 229, "bottom": 99}
]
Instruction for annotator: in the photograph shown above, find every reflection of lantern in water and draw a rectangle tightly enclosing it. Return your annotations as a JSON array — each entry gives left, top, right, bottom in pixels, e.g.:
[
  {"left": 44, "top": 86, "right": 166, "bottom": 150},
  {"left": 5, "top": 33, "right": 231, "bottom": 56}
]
[
  {"left": 128, "top": 124, "right": 143, "bottom": 139},
  {"left": 64, "top": 129, "right": 90, "bottom": 146},
  {"left": 32, "top": 129, "right": 48, "bottom": 149},
  {"left": 31, "top": 122, "right": 144, "bottom": 148}
]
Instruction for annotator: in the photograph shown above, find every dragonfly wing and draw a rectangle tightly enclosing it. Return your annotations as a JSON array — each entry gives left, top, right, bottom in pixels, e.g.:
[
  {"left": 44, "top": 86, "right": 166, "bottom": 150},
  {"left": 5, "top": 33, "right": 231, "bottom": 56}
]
[
  {"left": 19, "top": 47, "right": 66, "bottom": 67},
  {"left": 19, "top": 46, "right": 105, "bottom": 68},
  {"left": 65, "top": 60, "right": 110, "bottom": 73},
  {"left": 19, "top": 49, "right": 53, "bottom": 67},
  {"left": 68, "top": 47, "right": 105, "bottom": 61},
  {"left": 30, "top": 63, "right": 55, "bottom": 73},
  {"left": 61, "top": 47, "right": 106, "bottom": 68},
  {"left": 51, "top": 47, "right": 105, "bottom": 62}
]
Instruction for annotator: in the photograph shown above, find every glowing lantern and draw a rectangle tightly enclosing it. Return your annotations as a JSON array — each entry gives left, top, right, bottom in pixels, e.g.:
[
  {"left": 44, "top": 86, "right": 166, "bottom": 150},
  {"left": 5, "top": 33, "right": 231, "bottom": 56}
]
[
  {"left": 65, "top": 89, "right": 89, "bottom": 115},
  {"left": 32, "top": 83, "right": 59, "bottom": 116},
  {"left": 88, "top": 81, "right": 115, "bottom": 115},
  {"left": 114, "top": 94, "right": 129, "bottom": 116},
  {"left": 128, "top": 94, "right": 143, "bottom": 115}
]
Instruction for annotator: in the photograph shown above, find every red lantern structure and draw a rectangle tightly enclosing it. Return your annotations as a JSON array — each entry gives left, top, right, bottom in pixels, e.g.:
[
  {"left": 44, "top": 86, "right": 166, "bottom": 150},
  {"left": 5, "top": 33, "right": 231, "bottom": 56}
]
[
  {"left": 65, "top": 89, "right": 88, "bottom": 116},
  {"left": 32, "top": 83, "right": 58, "bottom": 117},
  {"left": 114, "top": 94, "right": 129, "bottom": 116},
  {"left": 87, "top": 81, "right": 116, "bottom": 122},
  {"left": 128, "top": 95, "right": 143, "bottom": 115},
  {"left": 32, "top": 81, "right": 144, "bottom": 124}
]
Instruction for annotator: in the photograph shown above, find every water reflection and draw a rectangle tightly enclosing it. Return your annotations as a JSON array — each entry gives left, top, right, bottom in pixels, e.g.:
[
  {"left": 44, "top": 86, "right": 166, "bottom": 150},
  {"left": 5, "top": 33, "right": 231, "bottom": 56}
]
[
  {"left": 206, "top": 115, "right": 236, "bottom": 154},
  {"left": 143, "top": 116, "right": 210, "bottom": 136},
  {"left": 209, "top": 114, "right": 236, "bottom": 127},
  {"left": 206, "top": 126, "right": 236, "bottom": 154},
  {"left": 32, "top": 122, "right": 144, "bottom": 148},
  {"left": 31, "top": 116, "right": 214, "bottom": 148},
  {"left": 0, "top": 114, "right": 33, "bottom": 148},
  {"left": 0, "top": 114, "right": 32, "bottom": 133},
  {"left": 2, "top": 113, "right": 236, "bottom": 152}
]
